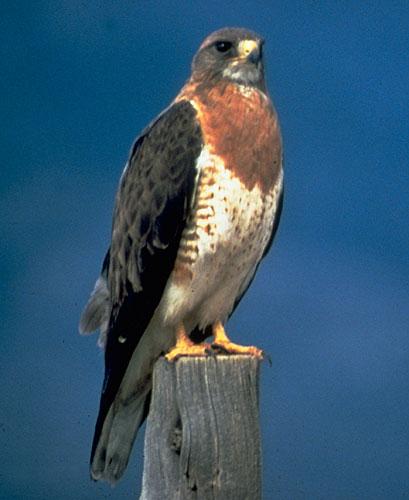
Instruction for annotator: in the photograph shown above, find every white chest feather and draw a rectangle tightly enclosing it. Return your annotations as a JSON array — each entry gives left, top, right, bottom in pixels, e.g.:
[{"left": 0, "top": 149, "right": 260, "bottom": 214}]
[{"left": 159, "top": 146, "right": 283, "bottom": 330}]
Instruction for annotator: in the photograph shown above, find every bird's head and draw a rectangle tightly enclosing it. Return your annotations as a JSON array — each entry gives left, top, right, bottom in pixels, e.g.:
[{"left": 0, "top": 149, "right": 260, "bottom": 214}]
[{"left": 191, "top": 27, "right": 266, "bottom": 91}]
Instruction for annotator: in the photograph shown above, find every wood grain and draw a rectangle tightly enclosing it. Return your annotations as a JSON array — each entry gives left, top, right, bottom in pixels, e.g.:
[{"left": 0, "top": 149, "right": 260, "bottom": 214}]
[{"left": 140, "top": 355, "right": 262, "bottom": 500}]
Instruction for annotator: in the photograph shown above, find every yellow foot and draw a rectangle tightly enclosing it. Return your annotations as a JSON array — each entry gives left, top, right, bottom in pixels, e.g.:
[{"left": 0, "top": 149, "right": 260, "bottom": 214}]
[
  {"left": 211, "top": 341, "right": 264, "bottom": 358},
  {"left": 165, "top": 342, "right": 211, "bottom": 362},
  {"left": 165, "top": 322, "right": 211, "bottom": 362},
  {"left": 212, "top": 321, "right": 264, "bottom": 359}
]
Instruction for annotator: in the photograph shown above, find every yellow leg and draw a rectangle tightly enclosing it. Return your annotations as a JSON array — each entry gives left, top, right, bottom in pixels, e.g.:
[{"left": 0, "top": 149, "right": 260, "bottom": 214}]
[
  {"left": 165, "top": 323, "right": 211, "bottom": 362},
  {"left": 212, "top": 321, "right": 263, "bottom": 358}
]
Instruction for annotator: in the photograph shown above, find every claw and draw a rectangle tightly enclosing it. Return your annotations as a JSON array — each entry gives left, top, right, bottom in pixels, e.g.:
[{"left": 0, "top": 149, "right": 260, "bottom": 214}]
[
  {"left": 211, "top": 341, "right": 264, "bottom": 358},
  {"left": 165, "top": 342, "right": 211, "bottom": 362},
  {"left": 165, "top": 323, "right": 211, "bottom": 362},
  {"left": 212, "top": 321, "right": 263, "bottom": 358}
]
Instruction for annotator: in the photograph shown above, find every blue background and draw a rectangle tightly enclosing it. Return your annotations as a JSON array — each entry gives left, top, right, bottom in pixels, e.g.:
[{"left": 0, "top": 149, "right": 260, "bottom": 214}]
[{"left": 1, "top": 2, "right": 408, "bottom": 498}]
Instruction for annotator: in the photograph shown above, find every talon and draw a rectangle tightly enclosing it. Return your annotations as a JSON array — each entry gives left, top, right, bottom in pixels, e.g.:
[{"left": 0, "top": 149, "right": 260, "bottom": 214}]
[
  {"left": 165, "top": 323, "right": 211, "bottom": 362},
  {"left": 212, "top": 321, "right": 264, "bottom": 358},
  {"left": 211, "top": 342, "right": 264, "bottom": 358},
  {"left": 165, "top": 343, "right": 211, "bottom": 362}
]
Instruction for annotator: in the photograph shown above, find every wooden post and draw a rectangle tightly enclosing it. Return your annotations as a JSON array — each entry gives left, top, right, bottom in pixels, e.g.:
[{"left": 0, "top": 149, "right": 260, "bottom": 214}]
[{"left": 140, "top": 355, "right": 262, "bottom": 500}]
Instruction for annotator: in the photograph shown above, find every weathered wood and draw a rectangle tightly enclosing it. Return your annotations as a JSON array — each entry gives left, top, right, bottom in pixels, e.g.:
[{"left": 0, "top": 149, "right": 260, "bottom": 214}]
[{"left": 140, "top": 355, "right": 262, "bottom": 500}]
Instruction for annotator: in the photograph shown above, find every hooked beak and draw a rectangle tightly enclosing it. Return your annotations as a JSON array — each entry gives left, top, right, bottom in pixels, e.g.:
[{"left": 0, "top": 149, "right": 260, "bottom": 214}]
[{"left": 238, "top": 39, "right": 261, "bottom": 64}]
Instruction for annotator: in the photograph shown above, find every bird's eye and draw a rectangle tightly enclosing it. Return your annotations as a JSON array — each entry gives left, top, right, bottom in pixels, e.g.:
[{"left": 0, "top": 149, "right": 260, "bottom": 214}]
[{"left": 214, "top": 41, "right": 232, "bottom": 53}]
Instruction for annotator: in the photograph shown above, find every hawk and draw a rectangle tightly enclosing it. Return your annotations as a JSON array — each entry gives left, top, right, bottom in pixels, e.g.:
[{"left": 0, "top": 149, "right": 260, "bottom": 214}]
[{"left": 80, "top": 27, "right": 283, "bottom": 484}]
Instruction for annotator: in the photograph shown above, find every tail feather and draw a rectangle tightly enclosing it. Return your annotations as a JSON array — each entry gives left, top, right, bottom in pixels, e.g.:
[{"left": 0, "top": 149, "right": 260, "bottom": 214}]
[
  {"left": 91, "top": 388, "right": 150, "bottom": 483},
  {"left": 90, "top": 321, "right": 174, "bottom": 483}
]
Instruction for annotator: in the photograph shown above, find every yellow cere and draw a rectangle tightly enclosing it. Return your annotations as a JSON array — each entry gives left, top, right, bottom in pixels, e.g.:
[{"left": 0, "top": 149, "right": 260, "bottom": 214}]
[{"left": 238, "top": 39, "right": 259, "bottom": 58}]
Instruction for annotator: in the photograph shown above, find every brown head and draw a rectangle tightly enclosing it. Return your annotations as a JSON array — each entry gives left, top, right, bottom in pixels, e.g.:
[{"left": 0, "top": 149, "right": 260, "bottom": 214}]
[{"left": 191, "top": 27, "right": 266, "bottom": 92}]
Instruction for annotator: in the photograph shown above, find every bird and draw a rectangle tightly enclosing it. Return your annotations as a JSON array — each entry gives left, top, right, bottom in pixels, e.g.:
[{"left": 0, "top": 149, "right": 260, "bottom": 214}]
[{"left": 79, "top": 26, "right": 283, "bottom": 484}]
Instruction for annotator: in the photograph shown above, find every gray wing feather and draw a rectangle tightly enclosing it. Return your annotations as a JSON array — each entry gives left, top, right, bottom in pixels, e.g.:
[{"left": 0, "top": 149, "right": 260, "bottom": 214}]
[{"left": 85, "top": 99, "right": 203, "bottom": 484}]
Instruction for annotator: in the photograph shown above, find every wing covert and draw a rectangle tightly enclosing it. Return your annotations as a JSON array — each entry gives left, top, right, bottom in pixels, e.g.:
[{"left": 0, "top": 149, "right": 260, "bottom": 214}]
[{"left": 91, "top": 99, "right": 203, "bottom": 461}]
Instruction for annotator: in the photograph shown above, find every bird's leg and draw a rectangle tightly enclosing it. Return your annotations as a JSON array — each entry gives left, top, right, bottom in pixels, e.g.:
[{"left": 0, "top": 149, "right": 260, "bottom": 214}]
[
  {"left": 211, "top": 321, "right": 263, "bottom": 358},
  {"left": 165, "top": 322, "right": 211, "bottom": 362}
]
